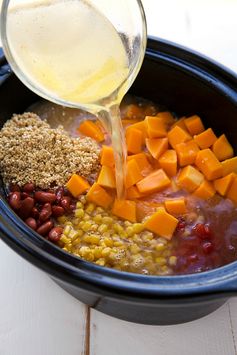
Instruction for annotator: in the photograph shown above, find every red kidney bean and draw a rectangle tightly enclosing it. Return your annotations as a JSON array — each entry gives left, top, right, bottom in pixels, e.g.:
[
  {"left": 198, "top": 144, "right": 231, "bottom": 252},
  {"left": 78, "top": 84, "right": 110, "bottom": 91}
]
[
  {"left": 48, "top": 227, "right": 63, "bottom": 242},
  {"left": 18, "top": 197, "right": 35, "bottom": 219},
  {"left": 39, "top": 203, "right": 52, "bottom": 222},
  {"left": 56, "top": 186, "right": 64, "bottom": 202},
  {"left": 9, "top": 192, "right": 21, "bottom": 210},
  {"left": 37, "top": 220, "right": 54, "bottom": 236},
  {"left": 52, "top": 205, "right": 65, "bottom": 217},
  {"left": 25, "top": 217, "right": 37, "bottom": 230},
  {"left": 35, "top": 191, "right": 56, "bottom": 203},
  {"left": 23, "top": 183, "right": 35, "bottom": 193},
  {"left": 31, "top": 207, "right": 39, "bottom": 219},
  {"left": 21, "top": 192, "right": 30, "bottom": 199},
  {"left": 60, "top": 196, "right": 71, "bottom": 211},
  {"left": 9, "top": 183, "right": 20, "bottom": 192},
  {"left": 202, "top": 241, "right": 214, "bottom": 254}
]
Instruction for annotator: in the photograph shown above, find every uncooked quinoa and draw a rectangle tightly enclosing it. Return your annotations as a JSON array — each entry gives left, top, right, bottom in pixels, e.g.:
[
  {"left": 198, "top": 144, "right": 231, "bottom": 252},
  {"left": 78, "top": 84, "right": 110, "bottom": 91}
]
[{"left": 0, "top": 112, "right": 100, "bottom": 188}]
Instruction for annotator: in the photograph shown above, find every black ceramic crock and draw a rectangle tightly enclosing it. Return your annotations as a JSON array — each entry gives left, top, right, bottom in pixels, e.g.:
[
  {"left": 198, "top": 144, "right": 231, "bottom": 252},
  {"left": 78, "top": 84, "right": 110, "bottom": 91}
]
[{"left": 1, "top": 37, "right": 237, "bottom": 325}]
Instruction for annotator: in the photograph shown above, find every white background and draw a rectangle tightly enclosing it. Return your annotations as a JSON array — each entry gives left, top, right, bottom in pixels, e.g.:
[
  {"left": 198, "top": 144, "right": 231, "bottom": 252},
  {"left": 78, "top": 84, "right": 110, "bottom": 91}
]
[{"left": 1, "top": 0, "right": 237, "bottom": 354}]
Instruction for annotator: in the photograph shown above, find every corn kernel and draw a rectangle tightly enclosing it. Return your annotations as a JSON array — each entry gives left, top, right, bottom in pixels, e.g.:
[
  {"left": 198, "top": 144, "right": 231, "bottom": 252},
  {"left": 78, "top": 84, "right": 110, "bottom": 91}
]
[
  {"left": 98, "top": 224, "right": 108, "bottom": 233},
  {"left": 82, "top": 222, "right": 92, "bottom": 232},
  {"left": 79, "top": 246, "right": 91, "bottom": 256},
  {"left": 96, "top": 258, "right": 106, "bottom": 266},
  {"left": 101, "top": 247, "right": 111, "bottom": 257},
  {"left": 155, "top": 243, "right": 166, "bottom": 252},
  {"left": 76, "top": 201, "right": 83, "bottom": 209},
  {"left": 83, "top": 234, "right": 100, "bottom": 245},
  {"left": 93, "top": 214, "right": 102, "bottom": 223},
  {"left": 63, "top": 225, "right": 72, "bottom": 236},
  {"left": 132, "top": 223, "right": 144, "bottom": 234},
  {"left": 86, "top": 203, "right": 95, "bottom": 214},
  {"left": 75, "top": 208, "right": 84, "bottom": 218},
  {"left": 103, "top": 237, "right": 113, "bottom": 247},
  {"left": 102, "top": 216, "right": 113, "bottom": 224},
  {"left": 60, "top": 235, "right": 71, "bottom": 244},
  {"left": 126, "top": 226, "right": 134, "bottom": 237},
  {"left": 169, "top": 256, "right": 177, "bottom": 266},
  {"left": 155, "top": 257, "right": 167, "bottom": 266}
]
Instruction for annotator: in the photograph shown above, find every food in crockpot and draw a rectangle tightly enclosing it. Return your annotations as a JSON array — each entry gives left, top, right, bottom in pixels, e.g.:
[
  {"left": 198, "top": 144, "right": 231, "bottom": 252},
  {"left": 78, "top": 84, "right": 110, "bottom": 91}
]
[{"left": 2, "top": 98, "right": 237, "bottom": 275}]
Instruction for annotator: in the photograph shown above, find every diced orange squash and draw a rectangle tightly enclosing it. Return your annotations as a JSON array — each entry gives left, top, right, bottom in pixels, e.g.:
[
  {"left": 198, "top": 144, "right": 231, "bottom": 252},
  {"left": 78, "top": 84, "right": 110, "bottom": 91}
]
[
  {"left": 171, "top": 117, "right": 187, "bottom": 131},
  {"left": 126, "top": 159, "right": 143, "bottom": 188},
  {"left": 156, "top": 111, "right": 175, "bottom": 126},
  {"left": 126, "top": 128, "right": 143, "bottom": 154},
  {"left": 87, "top": 183, "right": 113, "bottom": 208},
  {"left": 212, "top": 134, "right": 234, "bottom": 161},
  {"left": 227, "top": 176, "right": 237, "bottom": 204},
  {"left": 144, "top": 207, "right": 178, "bottom": 240},
  {"left": 122, "top": 119, "right": 139, "bottom": 127},
  {"left": 195, "top": 149, "right": 223, "bottom": 180},
  {"left": 126, "top": 186, "right": 144, "bottom": 199},
  {"left": 194, "top": 128, "right": 217, "bottom": 149},
  {"left": 144, "top": 116, "right": 167, "bottom": 138},
  {"left": 97, "top": 165, "right": 116, "bottom": 189},
  {"left": 125, "top": 104, "right": 143, "bottom": 119},
  {"left": 112, "top": 199, "right": 136, "bottom": 223},
  {"left": 184, "top": 115, "right": 205, "bottom": 135},
  {"left": 126, "top": 121, "right": 147, "bottom": 145},
  {"left": 168, "top": 126, "right": 192, "bottom": 149},
  {"left": 146, "top": 137, "right": 168, "bottom": 160},
  {"left": 165, "top": 198, "right": 186, "bottom": 215},
  {"left": 78, "top": 120, "right": 104, "bottom": 142},
  {"left": 222, "top": 157, "right": 237, "bottom": 176},
  {"left": 193, "top": 180, "right": 215, "bottom": 200},
  {"left": 175, "top": 140, "right": 200, "bottom": 167},
  {"left": 66, "top": 174, "right": 90, "bottom": 198},
  {"left": 100, "top": 145, "right": 115, "bottom": 168},
  {"left": 127, "top": 153, "right": 153, "bottom": 176},
  {"left": 158, "top": 150, "right": 177, "bottom": 177},
  {"left": 178, "top": 165, "right": 204, "bottom": 192},
  {"left": 214, "top": 173, "right": 236, "bottom": 196},
  {"left": 136, "top": 169, "right": 171, "bottom": 194}
]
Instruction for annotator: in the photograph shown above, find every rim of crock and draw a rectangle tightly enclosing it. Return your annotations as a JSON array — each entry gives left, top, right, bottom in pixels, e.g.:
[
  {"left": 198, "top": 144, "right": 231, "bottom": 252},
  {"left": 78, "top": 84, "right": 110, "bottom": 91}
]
[{"left": 1, "top": 37, "right": 237, "bottom": 299}]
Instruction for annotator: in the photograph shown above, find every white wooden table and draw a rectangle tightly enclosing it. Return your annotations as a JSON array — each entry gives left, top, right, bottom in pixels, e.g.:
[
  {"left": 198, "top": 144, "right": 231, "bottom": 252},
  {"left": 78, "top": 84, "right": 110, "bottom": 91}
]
[{"left": 1, "top": 1, "right": 237, "bottom": 354}]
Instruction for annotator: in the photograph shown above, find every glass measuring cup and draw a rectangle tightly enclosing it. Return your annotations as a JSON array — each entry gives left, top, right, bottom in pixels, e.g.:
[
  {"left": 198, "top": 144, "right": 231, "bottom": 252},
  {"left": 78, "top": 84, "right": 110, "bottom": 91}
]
[{"left": 0, "top": 0, "right": 147, "bottom": 113}]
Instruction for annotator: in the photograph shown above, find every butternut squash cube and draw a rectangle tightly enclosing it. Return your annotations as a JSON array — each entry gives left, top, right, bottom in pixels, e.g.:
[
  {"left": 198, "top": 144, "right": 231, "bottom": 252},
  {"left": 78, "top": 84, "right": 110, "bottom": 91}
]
[
  {"left": 227, "top": 176, "right": 237, "bottom": 204},
  {"left": 97, "top": 165, "right": 116, "bottom": 189},
  {"left": 100, "top": 145, "right": 114, "bottom": 167},
  {"left": 112, "top": 199, "right": 136, "bottom": 223},
  {"left": 184, "top": 115, "right": 205, "bottom": 135},
  {"left": 195, "top": 149, "right": 223, "bottom": 180},
  {"left": 136, "top": 169, "right": 171, "bottom": 194},
  {"left": 144, "top": 116, "right": 167, "bottom": 138},
  {"left": 127, "top": 153, "right": 153, "bottom": 176},
  {"left": 126, "top": 186, "right": 144, "bottom": 199},
  {"left": 193, "top": 180, "right": 215, "bottom": 200},
  {"left": 126, "top": 127, "right": 143, "bottom": 154},
  {"left": 175, "top": 140, "right": 200, "bottom": 166},
  {"left": 158, "top": 150, "right": 177, "bottom": 177},
  {"left": 144, "top": 207, "right": 178, "bottom": 240},
  {"left": 78, "top": 120, "right": 104, "bottom": 142},
  {"left": 168, "top": 126, "right": 192, "bottom": 149},
  {"left": 87, "top": 183, "right": 113, "bottom": 208},
  {"left": 222, "top": 157, "right": 237, "bottom": 176},
  {"left": 212, "top": 134, "right": 234, "bottom": 161},
  {"left": 126, "top": 121, "right": 147, "bottom": 145},
  {"left": 171, "top": 117, "right": 187, "bottom": 131},
  {"left": 66, "top": 174, "right": 90, "bottom": 198},
  {"left": 126, "top": 159, "right": 143, "bottom": 188},
  {"left": 165, "top": 198, "right": 186, "bottom": 215},
  {"left": 146, "top": 137, "right": 168, "bottom": 160},
  {"left": 194, "top": 128, "right": 217, "bottom": 149},
  {"left": 214, "top": 173, "right": 236, "bottom": 196},
  {"left": 178, "top": 165, "right": 204, "bottom": 192}
]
